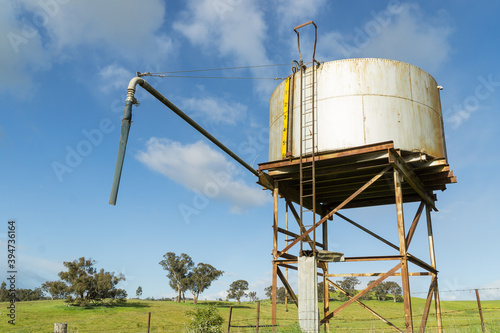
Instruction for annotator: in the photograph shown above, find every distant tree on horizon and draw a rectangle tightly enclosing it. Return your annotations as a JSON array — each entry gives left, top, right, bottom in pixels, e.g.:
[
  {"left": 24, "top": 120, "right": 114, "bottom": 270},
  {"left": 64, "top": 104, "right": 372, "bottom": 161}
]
[
  {"left": 41, "top": 280, "right": 68, "bottom": 300},
  {"left": 336, "top": 277, "right": 361, "bottom": 301},
  {"left": 386, "top": 281, "right": 402, "bottom": 302},
  {"left": 136, "top": 286, "right": 143, "bottom": 299},
  {"left": 227, "top": 280, "right": 249, "bottom": 304},
  {"left": 264, "top": 286, "right": 286, "bottom": 304},
  {"left": 248, "top": 291, "right": 258, "bottom": 302},
  {"left": 187, "top": 263, "right": 223, "bottom": 305},
  {"left": 58, "top": 257, "right": 127, "bottom": 306},
  {"left": 317, "top": 281, "right": 336, "bottom": 299},
  {"left": 159, "top": 252, "right": 194, "bottom": 303},
  {"left": 1, "top": 282, "right": 45, "bottom": 301}
]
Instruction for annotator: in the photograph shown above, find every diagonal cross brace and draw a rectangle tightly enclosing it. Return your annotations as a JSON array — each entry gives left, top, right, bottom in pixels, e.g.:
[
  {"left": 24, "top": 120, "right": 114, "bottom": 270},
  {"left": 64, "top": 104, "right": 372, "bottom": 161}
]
[
  {"left": 277, "top": 166, "right": 391, "bottom": 258},
  {"left": 322, "top": 263, "right": 402, "bottom": 322},
  {"left": 325, "top": 278, "right": 403, "bottom": 332},
  {"left": 276, "top": 266, "right": 298, "bottom": 307}
]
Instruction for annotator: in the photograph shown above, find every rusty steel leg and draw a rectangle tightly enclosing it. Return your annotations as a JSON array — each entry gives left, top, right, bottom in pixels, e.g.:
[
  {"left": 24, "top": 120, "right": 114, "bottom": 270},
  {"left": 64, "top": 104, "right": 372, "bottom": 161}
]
[
  {"left": 434, "top": 279, "right": 443, "bottom": 333},
  {"left": 394, "top": 169, "right": 413, "bottom": 332},
  {"left": 420, "top": 277, "right": 437, "bottom": 333},
  {"left": 322, "top": 218, "right": 329, "bottom": 332},
  {"left": 426, "top": 204, "right": 442, "bottom": 333},
  {"left": 321, "top": 262, "right": 330, "bottom": 332},
  {"left": 272, "top": 262, "right": 278, "bottom": 330},
  {"left": 272, "top": 182, "right": 279, "bottom": 329}
]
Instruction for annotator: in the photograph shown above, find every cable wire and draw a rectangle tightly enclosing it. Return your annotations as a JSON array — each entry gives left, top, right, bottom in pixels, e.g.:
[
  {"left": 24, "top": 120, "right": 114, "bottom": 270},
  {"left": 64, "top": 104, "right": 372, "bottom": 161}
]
[
  {"left": 137, "top": 63, "right": 290, "bottom": 80},
  {"left": 140, "top": 74, "right": 285, "bottom": 80},
  {"left": 147, "top": 63, "right": 290, "bottom": 74}
]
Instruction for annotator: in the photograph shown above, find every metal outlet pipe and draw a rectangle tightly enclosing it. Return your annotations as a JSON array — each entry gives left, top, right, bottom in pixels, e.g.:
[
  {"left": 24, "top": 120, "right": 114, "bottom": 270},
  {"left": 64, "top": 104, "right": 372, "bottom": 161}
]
[{"left": 109, "top": 77, "right": 258, "bottom": 205}]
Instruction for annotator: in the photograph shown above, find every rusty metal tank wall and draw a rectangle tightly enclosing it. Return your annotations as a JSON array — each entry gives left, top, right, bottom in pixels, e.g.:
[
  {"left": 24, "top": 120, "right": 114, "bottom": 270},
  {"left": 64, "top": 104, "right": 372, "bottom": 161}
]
[{"left": 269, "top": 58, "right": 447, "bottom": 162}]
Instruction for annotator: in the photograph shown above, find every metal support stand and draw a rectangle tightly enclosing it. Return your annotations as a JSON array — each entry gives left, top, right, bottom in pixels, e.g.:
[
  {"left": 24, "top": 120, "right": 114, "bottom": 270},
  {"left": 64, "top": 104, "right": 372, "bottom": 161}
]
[{"left": 259, "top": 142, "right": 456, "bottom": 332}]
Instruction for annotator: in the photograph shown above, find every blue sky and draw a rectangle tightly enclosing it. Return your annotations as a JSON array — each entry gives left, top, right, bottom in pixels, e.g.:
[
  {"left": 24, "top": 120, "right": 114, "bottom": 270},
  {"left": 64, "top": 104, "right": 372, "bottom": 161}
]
[{"left": 1, "top": 0, "right": 499, "bottom": 303}]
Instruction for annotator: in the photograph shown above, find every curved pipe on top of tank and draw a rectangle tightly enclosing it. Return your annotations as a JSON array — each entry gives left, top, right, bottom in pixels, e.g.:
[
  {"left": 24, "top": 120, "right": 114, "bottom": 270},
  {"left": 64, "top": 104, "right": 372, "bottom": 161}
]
[
  {"left": 293, "top": 21, "right": 317, "bottom": 66},
  {"left": 109, "top": 76, "right": 259, "bottom": 205}
]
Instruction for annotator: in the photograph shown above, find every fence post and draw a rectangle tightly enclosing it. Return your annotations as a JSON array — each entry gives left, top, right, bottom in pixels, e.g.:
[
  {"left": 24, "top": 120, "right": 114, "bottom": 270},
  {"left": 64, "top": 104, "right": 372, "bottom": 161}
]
[
  {"left": 147, "top": 312, "right": 151, "bottom": 333},
  {"left": 54, "top": 323, "right": 67, "bottom": 333},
  {"left": 227, "top": 306, "right": 232, "bottom": 333},
  {"left": 475, "top": 289, "right": 486, "bottom": 332},
  {"left": 256, "top": 301, "right": 260, "bottom": 333}
]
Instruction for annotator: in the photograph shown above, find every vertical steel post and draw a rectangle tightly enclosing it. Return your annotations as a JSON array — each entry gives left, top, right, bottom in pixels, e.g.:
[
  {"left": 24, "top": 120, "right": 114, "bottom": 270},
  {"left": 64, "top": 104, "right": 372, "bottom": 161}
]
[
  {"left": 285, "top": 205, "right": 289, "bottom": 312},
  {"left": 426, "top": 204, "right": 443, "bottom": 333},
  {"left": 147, "top": 312, "right": 151, "bottom": 333},
  {"left": 322, "top": 217, "right": 329, "bottom": 332},
  {"left": 394, "top": 169, "right": 413, "bottom": 332},
  {"left": 272, "top": 181, "right": 279, "bottom": 328},
  {"left": 475, "top": 289, "right": 486, "bottom": 332},
  {"left": 322, "top": 262, "right": 329, "bottom": 332}
]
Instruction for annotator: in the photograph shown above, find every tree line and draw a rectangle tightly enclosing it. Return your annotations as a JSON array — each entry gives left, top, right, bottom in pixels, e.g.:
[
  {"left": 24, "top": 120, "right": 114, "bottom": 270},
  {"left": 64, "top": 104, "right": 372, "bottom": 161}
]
[{"left": 0, "top": 282, "right": 44, "bottom": 302}]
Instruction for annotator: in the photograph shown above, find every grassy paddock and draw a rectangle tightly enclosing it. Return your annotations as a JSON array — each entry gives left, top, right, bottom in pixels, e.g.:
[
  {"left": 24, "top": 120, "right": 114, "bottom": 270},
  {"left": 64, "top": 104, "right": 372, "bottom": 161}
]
[{"left": 0, "top": 298, "right": 499, "bottom": 332}]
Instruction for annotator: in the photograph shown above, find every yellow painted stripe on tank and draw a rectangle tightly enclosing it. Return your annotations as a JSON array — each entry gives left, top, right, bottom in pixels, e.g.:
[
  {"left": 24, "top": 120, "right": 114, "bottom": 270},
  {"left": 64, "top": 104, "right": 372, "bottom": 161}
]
[{"left": 281, "top": 77, "right": 290, "bottom": 159}]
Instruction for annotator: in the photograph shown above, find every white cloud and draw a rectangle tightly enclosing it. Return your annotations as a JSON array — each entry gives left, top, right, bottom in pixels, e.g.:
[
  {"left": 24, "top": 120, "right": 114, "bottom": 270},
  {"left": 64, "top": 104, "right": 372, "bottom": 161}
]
[
  {"left": 135, "top": 138, "right": 269, "bottom": 213},
  {"left": 0, "top": 0, "right": 51, "bottom": 95},
  {"left": 181, "top": 96, "right": 247, "bottom": 125},
  {"left": 318, "top": 3, "right": 453, "bottom": 73},
  {"left": 173, "top": 0, "right": 276, "bottom": 96},
  {"left": 174, "top": 0, "right": 266, "bottom": 62},
  {"left": 481, "top": 280, "right": 500, "bottom": 300},
  {"left": 0, "top": 0, "right": 171, "bottom": 94},
  {"left": 45, "top": 0, "right": 169, "bottom": 57},
  {"left": 275, "top": 0, "right": 327, "bottom": 33},
  {"left": 98, "top": 64, "right": 133, "bottom": 94}
]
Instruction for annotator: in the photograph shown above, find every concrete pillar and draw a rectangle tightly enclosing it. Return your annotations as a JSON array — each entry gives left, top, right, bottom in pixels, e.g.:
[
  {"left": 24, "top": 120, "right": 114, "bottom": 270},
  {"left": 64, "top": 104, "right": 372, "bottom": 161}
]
[{"left": 298, "top": 255, "right": 319, "bottom": 333}]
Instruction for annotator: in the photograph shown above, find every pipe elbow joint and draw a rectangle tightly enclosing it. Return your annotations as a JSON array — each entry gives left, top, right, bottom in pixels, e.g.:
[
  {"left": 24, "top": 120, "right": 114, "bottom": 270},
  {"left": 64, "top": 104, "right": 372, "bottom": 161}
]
[{"left": 126, "top": 77, "right": 145, "bottom": 102}]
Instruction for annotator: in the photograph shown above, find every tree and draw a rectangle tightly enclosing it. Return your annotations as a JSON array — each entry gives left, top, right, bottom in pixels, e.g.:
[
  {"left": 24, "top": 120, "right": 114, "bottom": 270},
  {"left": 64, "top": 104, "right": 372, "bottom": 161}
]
[
  {"left": 386, "top": 281, "right": 402, "bottom": 302},
  {"left": 159, "top": 253, "right": 194, "bottom": 303},
  {"left": 136, "top": 286, "right": 143, "bottom": 299},
  {"left": 248, "top": 291, "right": 258, "bottom": 302},
  {"left": 318, "top": 281, "right": 336, "bottom": 299},
  {"left": 368, "top": 280, "right": 389, "bottom": 301},
  {"left": 264, "top": 286, "right": 286, "bottom": 304},
  {"left": 336, "top": 277, "right": 360, "bottom": 301},
  {"left": 58, "top": 257, "right": 126, "bottom": 306},
  {"left": 187, "top": 263, "right": 223, "bottom": 305},
  {"left": 12, "top": 287, "right": 44, "bottom": 301},
  {"left": 0, "top": 282, "right": 8, "bottom": 302},
  {"left": 42, "top": 280, "right": 68, "bottom": 300},
  {"left": 227, "top": 280, "right": 248, "bottom": 304},
  {"left": 1, "top": 282, "right": 45, "bottom": 301}
]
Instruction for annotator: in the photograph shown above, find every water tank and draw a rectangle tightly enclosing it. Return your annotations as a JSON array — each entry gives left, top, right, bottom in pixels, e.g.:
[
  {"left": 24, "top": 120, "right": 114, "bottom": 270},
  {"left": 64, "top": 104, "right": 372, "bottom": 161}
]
[{"left": 269, "top": 58, "right": 447, "bottom": 162}]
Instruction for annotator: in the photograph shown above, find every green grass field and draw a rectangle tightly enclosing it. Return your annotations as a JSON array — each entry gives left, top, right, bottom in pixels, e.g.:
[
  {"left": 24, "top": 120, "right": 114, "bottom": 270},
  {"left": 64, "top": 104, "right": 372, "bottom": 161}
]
[{"left": 0, "top": 298, "right": 499, "bottom": 332}]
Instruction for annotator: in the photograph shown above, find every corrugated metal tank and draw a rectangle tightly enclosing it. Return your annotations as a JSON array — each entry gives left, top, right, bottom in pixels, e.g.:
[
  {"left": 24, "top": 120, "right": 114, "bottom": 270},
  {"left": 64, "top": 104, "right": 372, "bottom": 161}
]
[{"left": 269, "top": 58, "right": 447, "bottom": 162}]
